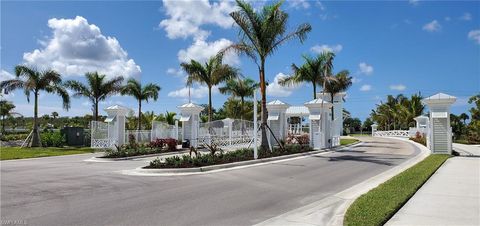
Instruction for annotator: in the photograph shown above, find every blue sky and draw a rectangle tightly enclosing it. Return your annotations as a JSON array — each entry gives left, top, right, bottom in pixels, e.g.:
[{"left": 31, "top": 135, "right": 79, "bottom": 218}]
[{"left": 1, "top": 0, "right": 479, "bottom": 121}]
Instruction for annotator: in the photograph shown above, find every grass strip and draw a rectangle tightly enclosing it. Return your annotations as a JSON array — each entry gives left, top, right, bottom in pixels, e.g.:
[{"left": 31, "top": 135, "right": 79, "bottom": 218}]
[
  {"left": 340, "top": 138, "right": 359, "bottom": 146},
  {"left": 344, "top": 154, "right": 450, "bottom": 226},
  {"left": 0, "top": 147, "right": 95, "bottom": 160}
]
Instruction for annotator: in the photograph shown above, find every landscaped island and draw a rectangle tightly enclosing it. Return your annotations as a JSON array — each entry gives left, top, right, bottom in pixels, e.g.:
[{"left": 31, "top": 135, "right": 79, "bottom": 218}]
[
  {"left": 145, "top": 144, "right": 314, "bottom": 169},
  {"left": 144, "top": 138, "right": 359, "bottom": 169}
]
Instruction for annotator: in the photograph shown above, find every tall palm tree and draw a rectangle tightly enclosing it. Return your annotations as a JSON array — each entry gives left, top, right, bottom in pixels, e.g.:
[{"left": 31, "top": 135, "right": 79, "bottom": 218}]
[
  {"left": 224, "top": 0, "right": 312, "bottom": 149},
  {"left": 121, "top": 79, "right": 161, "bottom": 130},
  {"left": 0, "top": 65, "right": 70, "bottom": 147},
  {"left": 219, "top": 78, "right": 258, "bottom": 120},
  {"left": 279, "top": 55, "right": 323, "bottom": 99},
  {"left": 323, "top": 70, "right": 353, "bottom": 120},
  {"left": 180, "top": 55, "right": 238, "bottom": 122},
  {"left": 65, "top": 72, "right": 124, "bottom": 122}
]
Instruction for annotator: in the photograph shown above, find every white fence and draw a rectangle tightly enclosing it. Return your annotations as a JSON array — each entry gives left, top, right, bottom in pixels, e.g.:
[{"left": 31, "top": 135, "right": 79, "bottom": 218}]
[
  {"left": 152, "top": 121, "right": 178, "bottom": 140},
  {"left": 373, "top": 130, "right": 410, "bottom": 138},
  {"left": 198, "top": 119, "right": 257, "bottom": 149}
]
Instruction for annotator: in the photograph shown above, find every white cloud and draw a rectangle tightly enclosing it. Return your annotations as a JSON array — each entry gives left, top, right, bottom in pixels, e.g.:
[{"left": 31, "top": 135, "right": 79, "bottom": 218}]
[
  {"left": 0, "top": 69, "right": 15, "bottom": 82},
  {"left": 389, "top": 84, "right": 406, "bottom": 91},
  {"left": 0, "top": 70, "right": 16, "bottom": 99},
  {"left": 468, "top": 29, "right": 480, "bottom": 44},
  {"left": 422, "top": 20, "right": 441, "bottom": 32},
  {"left": 444, "top": 17, "right": 451, "bottom": 22},
  {"left": 288, "top": 0, "right": 325, "bottom": 10},
  {"left": 166, "top": 68, "right": 184, "bottom": 77},
  {"left": 23, "top": 16, "right": 141, "bottom": 79},
  {"left": 351, "top": 77, "right": 362, "bottom": 83},
  {"left": 358, "top": 62, "right": 374, "bottom": 75},
  {"left": 408, "top": 0, "right": 420, "bottom": 5},
  {"left": 167, "top": 85, "right": 218, "bottom": 99},
  {"left": 178, "top": 38, "right": 239, "bottom": 65},
  {"left": 310, "top": 44, "right": 343, "bottom": 54},
  {"left": 266, "top": 73, "right": 302, "bottom": 97},
  {"left": 459, "top": 12, "right": 472, "bottom": 21},
  {"left": 159, "top": 0, "right": 236, "bottom": 41},
  {"left": 288, "top": 0, "right": 310, "bottom": 9},
  {"left": 360, "top": 84, "right": 372, "bottom": 92}
]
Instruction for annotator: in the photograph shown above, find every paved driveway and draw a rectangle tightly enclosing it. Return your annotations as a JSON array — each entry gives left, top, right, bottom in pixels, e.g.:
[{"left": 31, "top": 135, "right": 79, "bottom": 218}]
[{"left": 1, "top": 137, "right": 418, "bottom": 226}]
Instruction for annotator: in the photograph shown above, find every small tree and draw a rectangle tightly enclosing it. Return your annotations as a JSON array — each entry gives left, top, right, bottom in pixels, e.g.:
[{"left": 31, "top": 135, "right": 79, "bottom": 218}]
[
  {"left": 121, "top": 79, "right": 161, "bottom": 130},
  {"left": 0, "top": 100, "right": 16, "bottom": 133},
  {"left": 181, "top": 55, "right": 238, "bottom": 122},
  {"left": 0, "top": 65, "right": 70, "bottom": 147},
  {"left": 65, "top": 72, "right": 123, "bottom": 122}
]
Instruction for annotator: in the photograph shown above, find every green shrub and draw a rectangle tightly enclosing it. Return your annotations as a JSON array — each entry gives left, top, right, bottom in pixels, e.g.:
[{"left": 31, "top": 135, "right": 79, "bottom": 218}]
[
  {"left": 0, "top": 133, "right": 29, "bottom": 141},
  {"left": 409, "top": 132, "right": 426, "bottom": 146},
  {"left": 41, "top": 131, "right": 65, "bottom": 147}
]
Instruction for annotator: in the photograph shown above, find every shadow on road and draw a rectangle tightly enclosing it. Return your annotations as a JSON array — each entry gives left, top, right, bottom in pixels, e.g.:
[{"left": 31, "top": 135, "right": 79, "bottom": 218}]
[{"left": 313, "top": 154, "right": 404, "bottom": 166}]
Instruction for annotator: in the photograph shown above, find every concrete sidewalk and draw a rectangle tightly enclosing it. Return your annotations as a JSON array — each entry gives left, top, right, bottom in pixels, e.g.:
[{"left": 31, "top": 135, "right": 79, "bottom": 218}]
[{"left": 387, "top": 157, "right": 480, "bottom": 226}]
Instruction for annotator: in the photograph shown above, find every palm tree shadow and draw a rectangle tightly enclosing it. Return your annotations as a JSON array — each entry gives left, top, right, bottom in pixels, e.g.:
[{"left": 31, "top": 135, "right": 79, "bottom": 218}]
[{"left": 313, "top": 154, "right": 403, "bottom": 166}]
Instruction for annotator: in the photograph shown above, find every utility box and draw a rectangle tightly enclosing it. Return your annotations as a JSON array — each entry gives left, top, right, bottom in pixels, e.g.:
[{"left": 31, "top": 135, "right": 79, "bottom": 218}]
[
  {"left": 423, "top": 93, "right": 456, "bottom": 154},
  {"left": 62, "top": 127, "right": 85, "bottom": 146}
]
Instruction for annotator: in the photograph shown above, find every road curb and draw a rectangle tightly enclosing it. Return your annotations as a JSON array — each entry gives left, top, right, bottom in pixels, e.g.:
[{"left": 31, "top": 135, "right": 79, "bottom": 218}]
[
  {"left": 254, "top": 137, "right": 430, "bottom": 226},
  {"left": 121, "top": 141, "right": 362, "bottom": 176}
]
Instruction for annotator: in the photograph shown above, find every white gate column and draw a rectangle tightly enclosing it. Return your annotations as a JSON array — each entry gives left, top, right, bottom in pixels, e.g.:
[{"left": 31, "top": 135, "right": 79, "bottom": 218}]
[
  {"left": 305, "top": 98, "right": 333, "bottom": 149},
  {"left": 423, "top": 93, "right": 456, "bottom": 154},
  {"left": 178, "top": 103, "right": 204, "bottom": 148},
  {"left": 104, "top": 105, "right": 130, "bottom": 146},
  {"left": 266, "top": 100, "right": 290, "bottom": 146},
  {"left": 371, "top": 123, "right": 378, "bottom": 136}
]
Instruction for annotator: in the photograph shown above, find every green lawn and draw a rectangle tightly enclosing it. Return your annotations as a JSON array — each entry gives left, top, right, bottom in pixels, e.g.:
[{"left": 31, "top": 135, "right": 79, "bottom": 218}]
[
  {"left": 0, "top": 147, "right": 96, "bottom": 160},
  {"left": 349, "top": 133, "right": 371, "bottom": 137},
  {"left": 340, "top": 138, "right": 359, "bottom": 146},
  {"left": 344, "top": 154, "right": 450, "bottom": 226}
]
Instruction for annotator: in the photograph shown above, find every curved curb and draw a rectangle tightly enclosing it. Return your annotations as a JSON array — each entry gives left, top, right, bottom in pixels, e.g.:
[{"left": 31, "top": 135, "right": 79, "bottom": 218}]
[
  {"left": 254, "top": 137, "right": 430, "bottom": 226},
  {"left": 83, "top": 150, "right": 191, "bottom": 162},
  {"left": 120, "top": 141, "right": 362, "bottom": 176}
]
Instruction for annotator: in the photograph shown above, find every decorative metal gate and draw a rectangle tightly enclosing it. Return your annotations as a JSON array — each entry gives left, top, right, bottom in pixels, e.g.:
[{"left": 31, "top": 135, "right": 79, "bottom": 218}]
[
  {"left": 90, "top": 121, "right": 117, "bottom": 148},
  {"left": 198, "top": 119, "right": 257, "bottom": 149}
]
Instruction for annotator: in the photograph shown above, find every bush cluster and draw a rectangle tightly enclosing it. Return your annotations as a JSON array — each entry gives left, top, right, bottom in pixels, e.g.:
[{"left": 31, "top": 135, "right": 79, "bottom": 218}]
[
  {"left": 409, "top": 131, "right": 426, "bottom": 146},
  {"left": 103, "top": 137, "right": 178, "bottom": 158},
  {"left": 41, "top": 131, "right": 66, "bottom": 147},
  {"left": 146, "top": 144, "right": 313, "bottom": 169}
]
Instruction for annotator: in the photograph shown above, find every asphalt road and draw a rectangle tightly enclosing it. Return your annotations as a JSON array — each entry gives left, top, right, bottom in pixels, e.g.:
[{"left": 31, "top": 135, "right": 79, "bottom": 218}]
[{"left": 1, "top": 137, "right": 418, "bottom": 226}]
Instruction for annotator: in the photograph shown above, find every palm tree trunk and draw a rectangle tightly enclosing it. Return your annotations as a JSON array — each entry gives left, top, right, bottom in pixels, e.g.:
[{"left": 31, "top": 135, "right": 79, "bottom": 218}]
[
  {"left": 94, "top": 100, "right": 99, "bottom": 122},
  {"left": 138, "top": 101, "right": 142, "bottom": 130},
  {"left": 313, "top": 82, "right": 317, "bottom": 99},
  {"left": 208, "top": 86, "right": 212, "bottom": 122},
  {"left": 31, "top": 92, "right": 41, "bottom": 147},
  {"left": 1, "top": 116, "right": 5, "bottom": 133},
  {"left": 259, "top": 60, "right": 269, "bottom": 150},
  {"left": 240, "top": 97, "right": 244, "bottom": 121}
]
